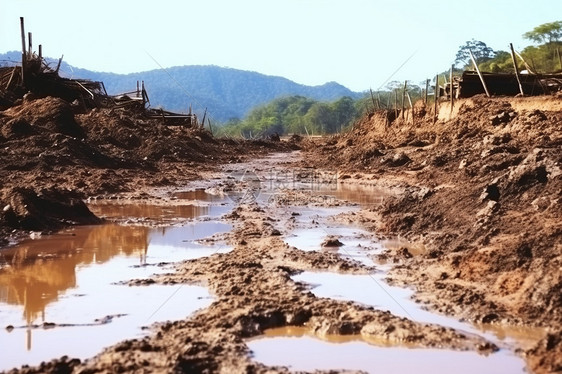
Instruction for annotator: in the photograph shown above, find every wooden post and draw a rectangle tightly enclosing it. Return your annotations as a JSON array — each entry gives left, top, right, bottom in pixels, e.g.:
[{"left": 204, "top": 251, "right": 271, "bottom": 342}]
[
  {"left": 406, "top": 92, "right": 414, "bottom": 124},
  {"left": 469, "top": 50, "right": 490, "bottom": 97},
  {"left": 20, "top": 17, "right": 26, "bottom": 85},
  {"left": 38, "top": 44, "right": 42, "bottom": 60},
  {"left": 6, "top": 67, "right": 17, "bottom": 90},
  {"left": 55, "top": 55, "right": 64, "bottom": 74},
  {"left": 424, "top": 79, "right": 429, "bottom": 105},
  {"left": 28, "top": 32, "right": 32, "bottom": 58},
  {"left": 433, "top": 74, "right": 439, "bottom": 123},
  {"left": 401, "top": 80, "right": 407, "bottom": 120},
  {"left": 509, "top": 43, "right": 525, "bottom": 96},
  {"left": 369, "top": 88, "right": 377, "bottom": 111},
  {"left": 557, "top": 47, "right": 562, "bottom": 71},
  {"left": 201, "top": 107, "right": 208, "bottom": 128},
  {"left": 394, "top": 90, "right": 398, "bottom": 118},
  {"left": 450, "top": 65, "right": 454, "bottom": 113},
  {"left": 514, "top": 50, "right": 535, "bottom": 74},
  {"left": 136, "top": 81, "right": 140, "bottom": 97}
]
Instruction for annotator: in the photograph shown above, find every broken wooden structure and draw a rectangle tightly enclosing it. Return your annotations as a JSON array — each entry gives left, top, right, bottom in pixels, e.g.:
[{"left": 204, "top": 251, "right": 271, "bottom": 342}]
[
  {"left": 457, "top": 71, "right": 562, "bottom": 98},
  {"left": 0, "top": 17, "right": 200, "bottom": 127}
]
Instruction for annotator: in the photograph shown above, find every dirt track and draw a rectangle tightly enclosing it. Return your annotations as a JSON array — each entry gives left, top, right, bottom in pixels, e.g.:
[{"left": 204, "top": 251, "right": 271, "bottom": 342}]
[
  {"left": 0, "top": 94, "right": 561, "bottom": 373},
  {"left": 299, "top": 95, "right": 562, "bottom": 373}
]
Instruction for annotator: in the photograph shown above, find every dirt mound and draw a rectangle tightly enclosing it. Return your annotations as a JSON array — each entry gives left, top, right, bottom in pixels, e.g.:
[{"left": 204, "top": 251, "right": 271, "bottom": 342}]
[
  {"left": 1, "top": 118, "right": 37, "bottom": 139},
  {"left": 0, "top": 95, "right": 295, "bottom": 246},
  {"left": 0, "top": 187, "right": 100, "bottom": 235},
  {"left": 2, "top": 97, "right": 85, "bottom": 138},
  {"left": 303, "top": 95, "right": 561, "bottom": 374}
]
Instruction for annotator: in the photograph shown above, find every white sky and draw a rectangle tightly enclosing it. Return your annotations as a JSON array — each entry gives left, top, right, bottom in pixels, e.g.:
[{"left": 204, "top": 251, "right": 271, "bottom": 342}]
[{"left": 1, "top": 0, "right": 560, "bottom": 92}]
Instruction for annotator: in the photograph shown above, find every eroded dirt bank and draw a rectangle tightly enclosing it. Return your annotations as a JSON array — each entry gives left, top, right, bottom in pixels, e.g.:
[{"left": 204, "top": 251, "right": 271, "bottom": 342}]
[{"left": 299, "top": 95, "right": 562, "bottom": 373}]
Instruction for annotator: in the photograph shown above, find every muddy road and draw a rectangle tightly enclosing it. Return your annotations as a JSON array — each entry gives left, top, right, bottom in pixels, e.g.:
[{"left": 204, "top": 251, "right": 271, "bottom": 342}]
[
  {"left": 0, "top": 151, "right": 548, "bottom": 374},
  {"left": 0, "top": 94, "right": 560, "bottom": 373}
]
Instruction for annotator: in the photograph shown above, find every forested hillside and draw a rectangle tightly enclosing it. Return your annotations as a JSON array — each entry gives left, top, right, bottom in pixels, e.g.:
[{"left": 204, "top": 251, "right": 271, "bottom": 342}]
[{"left": 0, "top": 51, "right": 361, "bottom": 122}]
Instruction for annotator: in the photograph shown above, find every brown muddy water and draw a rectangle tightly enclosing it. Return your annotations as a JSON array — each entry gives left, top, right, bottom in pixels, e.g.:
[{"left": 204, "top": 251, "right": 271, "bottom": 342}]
[
  {"left": 253, "top": 186, "right": 537, "bottom": 373},
  {"left": 0, "top": 155, "right": 543, "bottom": 372},
  {"left": 248, "top": 329, "right": 525, "bottom": 374},
  {"left": 0, "top": 196, "right": 231, "bottom": 371}
]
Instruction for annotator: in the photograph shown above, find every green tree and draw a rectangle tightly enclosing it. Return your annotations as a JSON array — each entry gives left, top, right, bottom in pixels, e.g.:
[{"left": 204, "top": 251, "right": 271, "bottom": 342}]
[
  {"left": 522, "top": 21, "right": 562, "bottom": 72},
  {"left": 455, "top": 39, "right": 496, "bottom": 68},
  {"left": 478, "top": 51, "right": 513, "bottom": 73},
  {"left": 523, "top": 21, "right": 562, "bottom": 45}
]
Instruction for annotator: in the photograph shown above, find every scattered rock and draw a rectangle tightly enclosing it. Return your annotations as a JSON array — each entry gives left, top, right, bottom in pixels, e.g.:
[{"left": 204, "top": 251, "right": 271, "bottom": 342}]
[{"left": 321, "top": 236, "right": 344, "bottom": 247}]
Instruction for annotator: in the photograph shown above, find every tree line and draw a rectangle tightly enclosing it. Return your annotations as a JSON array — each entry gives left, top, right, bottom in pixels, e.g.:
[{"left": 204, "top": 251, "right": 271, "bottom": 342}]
[
  {"left": 455, "top": 21, "right": 562, "bottom": 73},
  {"left": 219, "top": 20, "right": 561, "bottom": 138}
]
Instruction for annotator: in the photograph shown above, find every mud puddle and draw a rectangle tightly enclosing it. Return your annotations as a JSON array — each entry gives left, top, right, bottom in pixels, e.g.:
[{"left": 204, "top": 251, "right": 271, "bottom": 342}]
[
  {"left": 0, "top": 195, "right": 233, "bottom": 371},
  {"left": 311, "top": 182, "right": 389, "bottom": 207},
  {"left": 274, "top": 203, "right": 537, "bottom": 371},
  {"left": 88, "top": 195, "right": 230, "bottom": 225},
  {"left": 248, "top": 327, "right": 526, "bottom": 374}
]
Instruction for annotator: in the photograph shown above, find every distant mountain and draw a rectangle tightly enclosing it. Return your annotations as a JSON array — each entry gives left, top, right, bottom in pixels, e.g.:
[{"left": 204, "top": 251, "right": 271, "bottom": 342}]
[{"left": 0, "top": 51, "right": 362, "bottom": 122}]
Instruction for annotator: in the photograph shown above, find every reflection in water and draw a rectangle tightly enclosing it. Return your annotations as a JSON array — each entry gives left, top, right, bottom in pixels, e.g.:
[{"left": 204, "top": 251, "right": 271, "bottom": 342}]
[
  {"left": 248, "top": 333, "right": 526, "bottom": 374},
  {"left": 89, "top": 202, "right": 228, "bottom": 223},
  {"left": 312, "top": 183, "right": 389, "bottom": 207},
  {"left": 0, "top": 208, "right": 231, "bottom": 369},
  {"left": 261, "top": 326, "right": 417, "bottom": 348},
  {"left": 0, "top": 224, "right": 149, "bottom": 325},
  {"left": 172, "top": 189, "right": 227, "bottom": 203}
]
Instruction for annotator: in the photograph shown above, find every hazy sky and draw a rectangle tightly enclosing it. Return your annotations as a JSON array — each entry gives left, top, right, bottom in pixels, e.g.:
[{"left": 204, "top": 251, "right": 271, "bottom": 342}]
[{"left": 1, "top": 0, "right": 560, "bottom": 92}]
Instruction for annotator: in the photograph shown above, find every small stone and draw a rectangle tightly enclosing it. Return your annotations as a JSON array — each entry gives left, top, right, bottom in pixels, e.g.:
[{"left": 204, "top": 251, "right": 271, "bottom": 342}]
[{"left": 321, "top": 236, "right": 344, "bottom": 247}]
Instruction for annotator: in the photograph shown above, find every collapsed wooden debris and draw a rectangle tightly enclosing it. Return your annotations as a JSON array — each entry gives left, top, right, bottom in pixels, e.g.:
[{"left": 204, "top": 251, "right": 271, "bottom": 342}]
[
  {"left": 457, "top": 71, "right": 562, "bottom": 98},
  {"left": 0, "top": 17, "right": 200, "bottom": 127}
]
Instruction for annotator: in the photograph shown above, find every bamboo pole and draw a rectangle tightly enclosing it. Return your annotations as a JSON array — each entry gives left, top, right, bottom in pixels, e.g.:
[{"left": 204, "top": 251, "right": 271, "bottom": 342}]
[
  {"left": 28, "top": 32, "right": 32, "bottom": 58},
  {"left": 509, "top": 43, "right": 525, "bottom": 96},
  {"left": 55, "top": 55, "right": 64, "bottom": 74},
  {"left": 424, "top": 78, "right": 429, "bottom": 105},
  {"left": 514, "top": 50, "right": 536, "bottom": 74},
  {"left": 20, "top": 17, "right": 26, "bottom": 85},
  {"left": 469, "top": 50, "right": 490, "bottom": 97},
  {"left": 406, "top": 92, "right": 414, "bottom": 124},
  {"left": 394, "top": 90, "right": 398, "bottom": 118},
  {"left": 433, "top": 74, "right": 439, "bottom": 123},
  {"left": 401, "top": 80, "right": 407, "bottom": 120},
  {"left": 201, "top": 107, "right": 208, "bottom": 128},
  {"left": 450, "top": 65, "right": 454, "bottom": 112},
  {"left": 369, "top": 88, "right": 377, "bottom": 111},
  {"left": 6, "top": 67, "right": 17, "bottom": 90}
]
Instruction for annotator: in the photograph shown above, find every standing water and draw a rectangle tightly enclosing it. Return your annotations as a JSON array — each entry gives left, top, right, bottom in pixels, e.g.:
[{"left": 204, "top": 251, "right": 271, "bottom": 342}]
[
  {"left": 248, "top": 172, "right": 535, "bottom": 373},
  {"left": 0, "top": 193, "right": 232, "bottom": 371}
]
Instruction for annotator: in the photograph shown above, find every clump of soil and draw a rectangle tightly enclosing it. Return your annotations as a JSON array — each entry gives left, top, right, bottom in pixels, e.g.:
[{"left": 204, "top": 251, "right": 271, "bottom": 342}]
[
  {"left": 321, "top": 235, "right": 344, "bottom": 247},
  {"left": 301, "top": 95, "right": 562, "bottom": 374},
  {"left": 1, "top": 187, "right": 100, "bottom": 231}
]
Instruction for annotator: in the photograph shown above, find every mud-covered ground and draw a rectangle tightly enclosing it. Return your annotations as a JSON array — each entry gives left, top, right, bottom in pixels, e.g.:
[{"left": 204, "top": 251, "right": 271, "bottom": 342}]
[
  {"left": 299, "top": 95, "right": 562, "bottom": 373},
  {"left": 1, "top": 94, "right": 560, "bottom": 373},
  {"left": 0, "top": 96, "right": 294, "bottom": 246}
]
